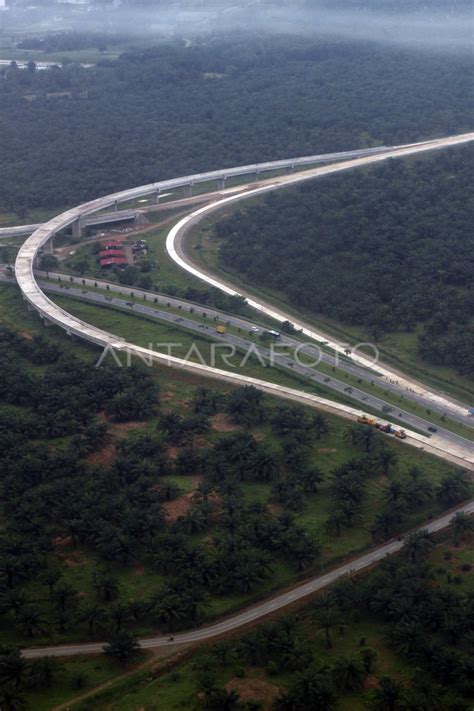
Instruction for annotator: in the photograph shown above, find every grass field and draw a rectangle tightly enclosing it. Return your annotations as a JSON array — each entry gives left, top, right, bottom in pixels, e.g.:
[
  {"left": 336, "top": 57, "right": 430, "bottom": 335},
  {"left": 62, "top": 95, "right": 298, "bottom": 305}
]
[
  {"left": 0, "top": 207, "right": 68, "bottom": 227},
  {"left": 23, "top": 654, "right": 146, "bottom": 711}
]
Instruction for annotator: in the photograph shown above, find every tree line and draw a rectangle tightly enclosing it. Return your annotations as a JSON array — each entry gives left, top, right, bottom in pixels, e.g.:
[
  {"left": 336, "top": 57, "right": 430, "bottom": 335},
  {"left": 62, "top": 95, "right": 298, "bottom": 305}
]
[
  {"left": 218, "top": 145, "right": 474, "bottom": 376},
  {"left": 0, "top": 34, "right": 472, "bottom": 214}
]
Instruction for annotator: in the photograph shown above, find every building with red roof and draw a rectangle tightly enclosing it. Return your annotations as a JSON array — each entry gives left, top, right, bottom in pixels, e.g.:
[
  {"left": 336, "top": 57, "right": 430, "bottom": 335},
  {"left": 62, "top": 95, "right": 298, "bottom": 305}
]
[
  {"left": 100, "top": 257, "right": 128, "bottom": 267},
  {"left": 99, "top": 249, "right": 125, "bottom": 258}
]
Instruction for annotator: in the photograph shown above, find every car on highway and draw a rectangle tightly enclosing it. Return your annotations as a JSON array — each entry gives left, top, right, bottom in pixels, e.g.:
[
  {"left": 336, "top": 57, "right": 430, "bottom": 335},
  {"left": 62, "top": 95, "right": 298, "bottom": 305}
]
[
  {"left": 428, "top": 426, "right": 438, "bottom": 433},
  {"left": 250, "top": 326, "right": 259, "bottom": 333}
]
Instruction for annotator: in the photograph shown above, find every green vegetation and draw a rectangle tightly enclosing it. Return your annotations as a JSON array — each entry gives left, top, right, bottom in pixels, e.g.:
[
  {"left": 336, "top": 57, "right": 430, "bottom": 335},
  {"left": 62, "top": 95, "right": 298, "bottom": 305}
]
[
  {"left": 1, "top": 35, "right": 472, "bottom": 215},
  {"left": 1, "top": 25, "right": 473, "bottom": 710},
  {"left": 22, "top": 654, "right": 139, "bottom": 711},
  {"left": 217, "top": 146, "right": 474, "bottom": 382},
  {"left": 185, "top": 209, "right": 474, "bottom": 411},
  {"left": 40, "top": 281, "right": 474, "bottom": 440},
  {"left": 0, "top": 314, "right": 468, "bottom": 669},
  {"left": 41, "top": 530, "right": 474, "bottom": 711},
  {"left": 50, "top": 293, "right": 340, "bottom": 397}
]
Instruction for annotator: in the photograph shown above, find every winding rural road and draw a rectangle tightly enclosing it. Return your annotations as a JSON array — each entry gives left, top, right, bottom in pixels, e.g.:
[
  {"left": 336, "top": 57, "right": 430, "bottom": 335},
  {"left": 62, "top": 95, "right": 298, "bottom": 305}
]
[
  {"left": 22, "top": 500, "right": 474, "bottom": 659},
  {"left": 13, "top": 131, "right": 474, "bottom": 658}
]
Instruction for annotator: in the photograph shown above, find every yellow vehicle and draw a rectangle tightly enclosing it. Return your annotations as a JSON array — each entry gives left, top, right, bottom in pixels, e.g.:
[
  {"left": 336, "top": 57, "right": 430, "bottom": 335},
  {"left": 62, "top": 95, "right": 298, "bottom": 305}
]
[
  {"left": 357, "top": 415, "right": 375, "bottom": 425},
  {"left": 395, "top": 429, "right": 407, "bottom": 440},
  {"left": 216, "top": 325, "right": 226, "bottom": 334}
]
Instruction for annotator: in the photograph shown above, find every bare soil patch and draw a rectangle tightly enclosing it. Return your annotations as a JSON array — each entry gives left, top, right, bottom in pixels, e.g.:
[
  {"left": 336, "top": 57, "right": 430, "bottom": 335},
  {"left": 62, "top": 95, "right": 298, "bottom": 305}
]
[
  {"left": 110, "top": 421, "right": 146, "bottom": 437},
  {"left": 364, "top": 675, "right": 379, "bottom": 690},
  {"left": 161, "top": 476, "right": 207, "bottom": 522},
  {"left": 225, "top": 674, "right": 281, "bottom": 708},
  {"left": 211, "top": 413, "right": 239, "bottom": 432},
  {"left": 86, "top": 442, "right": 116, "bottom": 468},
  {"left": 162, "top": 493, "right": 195, "bottom": 523},
  {"left": 167, "top": 446, "right": 180, "bottom": 460},
  {"left": 62, "top": 551, "right": 88, "bottom": 568},
  {"left": 53, "top": 535, "right": 73, "bottom": 547},
  {"left": 86, "top": 419, "right": 146, "bottom": 467}
]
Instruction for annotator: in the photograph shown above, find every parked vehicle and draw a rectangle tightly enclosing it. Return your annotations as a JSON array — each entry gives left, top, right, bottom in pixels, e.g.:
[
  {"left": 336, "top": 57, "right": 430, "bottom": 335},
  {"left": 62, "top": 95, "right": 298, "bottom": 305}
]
[{"left": 376, "top": 423, "right": 394, "bottom": 433}]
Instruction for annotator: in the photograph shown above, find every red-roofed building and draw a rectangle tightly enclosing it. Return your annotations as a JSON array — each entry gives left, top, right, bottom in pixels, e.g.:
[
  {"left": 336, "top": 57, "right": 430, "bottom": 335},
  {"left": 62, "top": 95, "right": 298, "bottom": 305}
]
[
  {"left": 103, "top": 240, "right": 124, "bottom": 249},
  {"left": 99, "top": 249, "right": 125, "bottom": 258},
  {"left": 100, "top": 257, "right": 128, "bottom": 267}
]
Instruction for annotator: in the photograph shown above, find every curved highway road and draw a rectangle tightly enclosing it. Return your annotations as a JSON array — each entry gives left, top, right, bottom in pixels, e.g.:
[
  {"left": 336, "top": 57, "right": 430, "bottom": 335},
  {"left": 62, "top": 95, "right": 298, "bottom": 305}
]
[
  {"left": 31, "top": 277, "right": 473, "bottom": 451},
  {"left": 12, "top": 132, "right": 474, "bottom": 658},
  {"left": 165, "top": 140, "right": 474, "bottom": 424},
  {"left": 34, "top": 271, "right": 472, "bottom": 430}
]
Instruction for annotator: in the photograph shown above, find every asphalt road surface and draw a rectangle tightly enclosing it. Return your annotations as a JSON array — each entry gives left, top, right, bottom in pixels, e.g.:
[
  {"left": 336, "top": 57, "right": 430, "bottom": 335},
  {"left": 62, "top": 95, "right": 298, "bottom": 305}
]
[
  {"left": 22, "top": 499, "right": 474, "bottom": 659},
  {"left": 30, "top": 271, "right": 474, "bottom": 430},
  {"left": 11, "top": 132, "right": 474, "bottom": 658},
  {"left": 37, "top": 278, "right": 473, "bottom": 451}
]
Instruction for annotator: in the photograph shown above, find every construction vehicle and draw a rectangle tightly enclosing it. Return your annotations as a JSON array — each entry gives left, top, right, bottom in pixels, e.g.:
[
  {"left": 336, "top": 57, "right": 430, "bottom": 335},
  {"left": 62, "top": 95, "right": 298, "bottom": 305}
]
[
  {"left": 395, "top": 429, "right": 407, "bottom": 440},
  {"left": 358, "top": 415, "right": 375, "bottom": 425},
  {"left": 216, "top": 325, "right": 226, "bottom": 334},
  {"left": 376, "top": 423, "right": 394, "bottom": 434}
]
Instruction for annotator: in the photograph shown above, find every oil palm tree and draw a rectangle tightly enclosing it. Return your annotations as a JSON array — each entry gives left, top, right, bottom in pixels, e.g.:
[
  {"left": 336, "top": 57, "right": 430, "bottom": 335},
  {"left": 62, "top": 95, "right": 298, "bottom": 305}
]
[
  {"left": 324, "top": 509, "right": 348, "bottom": 538},
  {"left": 312, "top": 413, "right": 331, "bottom": 439},
  {"left": 404, "top": 529, "right": 433, "bottom": 564},
  {"left": 313, "top": 603, "right": 342, "bottom": 649},
  {"left": 450, "top": 511, "right": 474, "bottom": 546},
  {"left": 332, "top": 655, "right": 366, "bottom": 691}
]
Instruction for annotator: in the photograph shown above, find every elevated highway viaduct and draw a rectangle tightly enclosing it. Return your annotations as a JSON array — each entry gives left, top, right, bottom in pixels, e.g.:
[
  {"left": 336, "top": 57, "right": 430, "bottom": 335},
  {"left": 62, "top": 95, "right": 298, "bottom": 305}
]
[
  {"left": 10, "top": 131, "right": 474, "bottom": 661},
  {"left": 14, "top": 132, "right": 474, "bottom": 470}
]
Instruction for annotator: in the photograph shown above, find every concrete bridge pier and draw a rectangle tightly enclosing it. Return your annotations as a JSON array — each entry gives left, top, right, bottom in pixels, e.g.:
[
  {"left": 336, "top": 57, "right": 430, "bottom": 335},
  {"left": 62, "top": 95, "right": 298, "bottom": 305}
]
[
  {"left": 217, "top": 177, "right": 226, "bottom": 191},
  {"left": 45, "top": 237, "right": 54, "bottom": 254},
  {"left": 114, "top": 200, "right": 119, "bottom": 212},
  {"left": 153, "top": 190, "right": 161, "bottom": 205},
  {"left": 71, "top": 218, "right": 82, "bottom": 239},
  {"left": 183, "top": 184, "right": 193, "bottom": 198}
]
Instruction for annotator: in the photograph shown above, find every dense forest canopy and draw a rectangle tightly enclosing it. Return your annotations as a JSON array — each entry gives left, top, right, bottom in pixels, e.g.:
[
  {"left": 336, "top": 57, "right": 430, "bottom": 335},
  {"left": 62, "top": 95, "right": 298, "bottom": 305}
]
[
  {"left": 0, "top": 34, "right": 472, "bottom": 213},
  {"left": 218, "top": 146, "right": 474, "bottom": 375}
]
